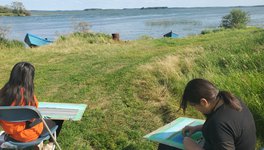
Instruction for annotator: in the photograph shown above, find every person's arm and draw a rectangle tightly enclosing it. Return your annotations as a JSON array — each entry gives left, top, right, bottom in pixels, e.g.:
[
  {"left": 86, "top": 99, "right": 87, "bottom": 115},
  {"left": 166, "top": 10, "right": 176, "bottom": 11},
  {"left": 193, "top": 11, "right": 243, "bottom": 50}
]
[
  {"left": 34, "top": 95, "right": 39, "bottom": 108},
  {"left": 183, "top": 137, "right": 204, "bottom": 150}
]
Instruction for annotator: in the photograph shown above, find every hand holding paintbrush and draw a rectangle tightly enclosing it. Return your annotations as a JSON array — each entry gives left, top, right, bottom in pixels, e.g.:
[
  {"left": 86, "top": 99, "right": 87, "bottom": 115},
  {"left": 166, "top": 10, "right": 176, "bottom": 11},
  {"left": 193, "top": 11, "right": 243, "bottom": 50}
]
[{"left": 182, "top": 125, "right": 203, "bottom": 137}]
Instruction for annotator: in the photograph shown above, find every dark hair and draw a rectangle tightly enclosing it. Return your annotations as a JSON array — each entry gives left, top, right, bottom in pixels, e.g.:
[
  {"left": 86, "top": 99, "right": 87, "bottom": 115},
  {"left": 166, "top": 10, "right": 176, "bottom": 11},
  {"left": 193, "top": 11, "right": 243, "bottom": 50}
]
[
  {"left": 180, "top": 78, "right": 242, "bottom": 113},
  {"left": 0, "top": 62, "right": 36, "bottom": 106}
]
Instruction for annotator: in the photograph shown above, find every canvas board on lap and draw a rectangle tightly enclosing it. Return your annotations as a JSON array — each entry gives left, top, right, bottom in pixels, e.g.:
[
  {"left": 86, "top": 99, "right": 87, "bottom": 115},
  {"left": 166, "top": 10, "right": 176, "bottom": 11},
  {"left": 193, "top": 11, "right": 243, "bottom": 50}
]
[
  {"left": 144, "top": 117, "right": 205, "bottom": 149},
  {"left": 38, "top": 102, "right": 87, "bottom": 121}
]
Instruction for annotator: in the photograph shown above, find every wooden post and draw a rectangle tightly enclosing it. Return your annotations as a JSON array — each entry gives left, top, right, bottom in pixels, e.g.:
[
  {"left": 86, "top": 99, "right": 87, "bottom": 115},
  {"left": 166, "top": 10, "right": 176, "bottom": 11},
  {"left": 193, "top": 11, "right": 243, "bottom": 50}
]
[{"left": 112, "top": 33, "right": 120, "bottom": 41}]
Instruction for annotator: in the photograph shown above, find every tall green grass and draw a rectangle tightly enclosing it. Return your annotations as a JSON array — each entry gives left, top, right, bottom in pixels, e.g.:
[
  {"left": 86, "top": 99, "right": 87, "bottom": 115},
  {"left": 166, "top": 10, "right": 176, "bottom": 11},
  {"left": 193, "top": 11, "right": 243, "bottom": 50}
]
[
  {"left": 0, "top": 38, "right": 24, "bottom": 49},
  {"left": 0, "top": 28, "right": 263, "bottom": 149}
]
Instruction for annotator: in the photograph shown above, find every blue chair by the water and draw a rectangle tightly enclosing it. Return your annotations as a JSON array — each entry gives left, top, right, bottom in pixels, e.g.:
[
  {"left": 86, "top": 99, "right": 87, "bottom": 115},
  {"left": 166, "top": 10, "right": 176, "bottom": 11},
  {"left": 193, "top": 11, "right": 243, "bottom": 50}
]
[{"left": 0, "top": 106, "right": 61, "bottom": 150}]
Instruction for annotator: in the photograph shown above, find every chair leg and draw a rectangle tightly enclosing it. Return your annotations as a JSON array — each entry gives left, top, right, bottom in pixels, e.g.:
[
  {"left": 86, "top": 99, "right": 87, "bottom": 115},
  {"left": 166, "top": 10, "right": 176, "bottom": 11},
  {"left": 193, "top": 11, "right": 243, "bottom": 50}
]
[
  {"left": 52, "top": 132, "right": 56, "bottom": 150},
  {"left": 40, "top": 118, "right": 61, "bottom": 150}
]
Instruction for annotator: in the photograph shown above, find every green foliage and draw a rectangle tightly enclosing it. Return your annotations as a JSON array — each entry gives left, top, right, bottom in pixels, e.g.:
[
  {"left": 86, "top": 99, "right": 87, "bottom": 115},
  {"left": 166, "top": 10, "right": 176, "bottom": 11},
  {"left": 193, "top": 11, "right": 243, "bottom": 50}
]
[
  {"left": 59, "top": 32, "right": 112, "bottom": 44},
  {"left": 10, "top": 1, "right": 30, "bottom": 16},
  {"left": 220, "top": 9, "right": 250, "bottom": 29},
  {"left": 73, "top": 32, "right": 111, "bottom": 39},
  {"left": 0, "top": 27, "right": 263, "bottom": 149},
  {"left": 0, "top": 5, "right": 13, "bottom": 14},
  {"left": 0, "top": 1, "right": 30, "bottom": 16},
  {"left": 201, "top": 28, "right": 225, "bottom": 35},
  {"left": 0, "top": 38, "right": 24, "bottom": 49}
]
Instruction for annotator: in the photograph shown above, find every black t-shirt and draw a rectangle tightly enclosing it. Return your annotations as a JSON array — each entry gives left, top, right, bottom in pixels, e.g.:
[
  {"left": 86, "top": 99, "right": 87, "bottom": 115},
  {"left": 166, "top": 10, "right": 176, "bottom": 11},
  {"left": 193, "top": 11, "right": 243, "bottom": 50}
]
[{"left": 202, "top": 101, "right": 256, "bottom": 150}]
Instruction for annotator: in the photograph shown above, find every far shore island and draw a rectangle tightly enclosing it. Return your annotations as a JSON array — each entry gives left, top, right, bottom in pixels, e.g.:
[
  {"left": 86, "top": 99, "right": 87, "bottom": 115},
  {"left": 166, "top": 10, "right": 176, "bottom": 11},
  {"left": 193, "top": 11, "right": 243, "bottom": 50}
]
[
  {"left": 140, "top": 6, "right": 168, "bottom": 9},
  {"left": 80, "top": 5, "right": 264, "bottom": 12}
]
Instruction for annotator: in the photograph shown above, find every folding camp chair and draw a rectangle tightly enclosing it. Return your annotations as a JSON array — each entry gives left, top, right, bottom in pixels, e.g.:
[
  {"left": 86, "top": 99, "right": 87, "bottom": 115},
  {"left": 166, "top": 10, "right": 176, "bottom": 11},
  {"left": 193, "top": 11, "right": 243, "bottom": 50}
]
[{"left": 0, "top": 106, "right": 62, "bottom": 150}]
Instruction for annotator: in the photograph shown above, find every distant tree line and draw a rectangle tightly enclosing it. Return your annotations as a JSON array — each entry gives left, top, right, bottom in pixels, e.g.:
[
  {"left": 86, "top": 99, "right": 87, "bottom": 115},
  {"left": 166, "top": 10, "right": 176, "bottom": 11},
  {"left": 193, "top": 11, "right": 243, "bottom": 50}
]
[{"left": 0, "top": 1, "right": 30, "bottom": 16}]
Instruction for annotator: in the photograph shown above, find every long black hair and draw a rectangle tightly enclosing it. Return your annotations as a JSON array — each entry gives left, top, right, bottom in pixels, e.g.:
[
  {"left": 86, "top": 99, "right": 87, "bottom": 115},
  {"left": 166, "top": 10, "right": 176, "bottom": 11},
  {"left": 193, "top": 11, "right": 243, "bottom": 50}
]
[
  {"left": 0, "top": 62, "right": 36, "bottom": 106},
  {"left": 180, "top": 78, "right": 242, "bottom": 113}
]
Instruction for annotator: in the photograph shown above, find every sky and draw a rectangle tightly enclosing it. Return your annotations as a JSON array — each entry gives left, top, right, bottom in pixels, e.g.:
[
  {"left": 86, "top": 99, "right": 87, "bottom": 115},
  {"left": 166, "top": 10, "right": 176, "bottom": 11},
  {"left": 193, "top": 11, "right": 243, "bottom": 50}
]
[{"left": 1, "top": 0, "right": 264, "bottom": 10}]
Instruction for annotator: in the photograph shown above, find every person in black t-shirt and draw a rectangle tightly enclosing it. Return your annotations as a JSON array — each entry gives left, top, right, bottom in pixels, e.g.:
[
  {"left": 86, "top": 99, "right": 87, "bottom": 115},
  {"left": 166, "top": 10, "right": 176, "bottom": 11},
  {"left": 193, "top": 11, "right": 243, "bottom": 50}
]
[
  {"left": 178, "top": 78, "right": 256, "bottom": 150},
  {"left": 157, "top": 78, "right": 256, "bottom": 150}
]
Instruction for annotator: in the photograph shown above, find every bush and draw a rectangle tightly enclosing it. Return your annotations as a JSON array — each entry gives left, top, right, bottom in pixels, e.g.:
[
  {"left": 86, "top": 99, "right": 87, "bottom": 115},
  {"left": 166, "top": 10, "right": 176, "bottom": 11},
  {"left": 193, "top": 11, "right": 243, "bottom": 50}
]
[
  {"left": 220, "top": 9, "right": 250, "bottom": 29},
  {"left": 0, "top": 6, "right": 12, "bottom": 13},
  {"left": 57, "top": 32, "right": 112, "bottom": 44},
  {"left": 10, "top": 1, "right": 30, "bottom": 16},
  {"left": 73, "top": 32, "right": 111, "bottom": 42},
  {"left": 201, "top": 29, "right": 212, "bottom": 35},
  {"left": 0, "top": 38, "right": 24, "bottom": 48}
]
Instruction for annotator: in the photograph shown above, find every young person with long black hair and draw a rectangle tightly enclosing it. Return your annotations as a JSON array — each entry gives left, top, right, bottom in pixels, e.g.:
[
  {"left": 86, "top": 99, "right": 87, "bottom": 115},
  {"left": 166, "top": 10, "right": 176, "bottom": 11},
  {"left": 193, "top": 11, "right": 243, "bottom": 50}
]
[
  {"left": 0, "top": 62, "right": 61, "bottom": 149},
  {"left": 181, "top": 78, "right": 256, "bottom": 150},
  {"left": 158, "top": 78, "right": 256, "bottom": 150}
]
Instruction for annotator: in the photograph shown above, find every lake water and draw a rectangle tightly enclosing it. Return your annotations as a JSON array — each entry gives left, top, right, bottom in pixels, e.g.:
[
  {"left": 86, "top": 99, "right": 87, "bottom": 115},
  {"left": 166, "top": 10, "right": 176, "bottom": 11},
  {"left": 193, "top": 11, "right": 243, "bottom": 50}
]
[{"left": 1, "top": 6, "right": 264, "bottom": 41}]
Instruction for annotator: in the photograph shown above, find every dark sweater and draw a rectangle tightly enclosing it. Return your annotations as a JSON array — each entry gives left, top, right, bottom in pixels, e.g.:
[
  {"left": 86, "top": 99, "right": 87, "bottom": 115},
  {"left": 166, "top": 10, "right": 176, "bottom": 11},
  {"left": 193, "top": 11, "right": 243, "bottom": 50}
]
[{"left": 202, "top": 102, "right": 256, "bottom": 150}]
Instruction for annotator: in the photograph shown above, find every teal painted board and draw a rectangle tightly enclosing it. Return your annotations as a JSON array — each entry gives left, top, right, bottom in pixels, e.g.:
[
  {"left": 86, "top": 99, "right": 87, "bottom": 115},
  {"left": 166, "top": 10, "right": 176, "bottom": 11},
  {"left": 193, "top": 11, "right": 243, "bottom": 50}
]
[
  {"left": 144, "top": 117, "right": 205, "bottom": 149},
  {"left": 38, "top": 102, "right": 87, "bottom": 121}
]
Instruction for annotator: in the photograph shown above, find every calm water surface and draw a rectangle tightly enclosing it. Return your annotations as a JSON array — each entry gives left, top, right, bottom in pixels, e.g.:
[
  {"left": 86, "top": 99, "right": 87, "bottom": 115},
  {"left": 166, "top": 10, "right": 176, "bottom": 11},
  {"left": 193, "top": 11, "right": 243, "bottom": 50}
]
[{"left": 1, "top": 6, "right": 264, "bottom": 41}]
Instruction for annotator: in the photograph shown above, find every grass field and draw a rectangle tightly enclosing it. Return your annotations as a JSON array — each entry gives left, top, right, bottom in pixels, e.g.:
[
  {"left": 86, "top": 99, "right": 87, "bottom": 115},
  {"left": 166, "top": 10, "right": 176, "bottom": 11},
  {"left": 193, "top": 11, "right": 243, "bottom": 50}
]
[{"left": 0, "top": 28, "right": 263, "bottom": 149}]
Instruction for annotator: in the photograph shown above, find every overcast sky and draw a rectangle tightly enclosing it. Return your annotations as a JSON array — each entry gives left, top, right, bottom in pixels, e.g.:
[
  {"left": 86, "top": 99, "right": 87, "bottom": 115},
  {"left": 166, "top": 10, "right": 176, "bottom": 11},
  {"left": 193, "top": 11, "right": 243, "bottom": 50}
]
[{"left": 1, "top": 0, "right": 264, "bottom": 10}]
